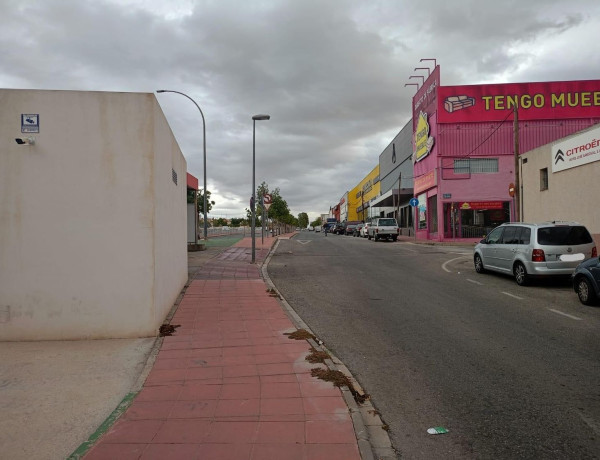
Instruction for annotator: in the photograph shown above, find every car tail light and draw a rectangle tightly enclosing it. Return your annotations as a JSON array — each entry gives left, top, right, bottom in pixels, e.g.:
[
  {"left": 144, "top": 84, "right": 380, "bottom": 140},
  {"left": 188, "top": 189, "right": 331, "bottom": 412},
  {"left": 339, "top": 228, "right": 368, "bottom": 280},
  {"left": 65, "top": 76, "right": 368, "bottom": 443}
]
[
  {"left": 593, "top": 246, "right": 597, "bottom": 258},
  {"left": 532, "top": 249, "right": 545, "bottom": 262}
]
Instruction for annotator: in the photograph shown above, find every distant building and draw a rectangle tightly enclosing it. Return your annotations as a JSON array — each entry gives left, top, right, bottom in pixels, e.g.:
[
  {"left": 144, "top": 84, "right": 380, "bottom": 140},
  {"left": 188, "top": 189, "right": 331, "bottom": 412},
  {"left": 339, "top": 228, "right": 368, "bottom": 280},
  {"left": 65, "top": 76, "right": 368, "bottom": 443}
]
[{"left": 0, "top": 89, "right": 188, "bottom": 340}]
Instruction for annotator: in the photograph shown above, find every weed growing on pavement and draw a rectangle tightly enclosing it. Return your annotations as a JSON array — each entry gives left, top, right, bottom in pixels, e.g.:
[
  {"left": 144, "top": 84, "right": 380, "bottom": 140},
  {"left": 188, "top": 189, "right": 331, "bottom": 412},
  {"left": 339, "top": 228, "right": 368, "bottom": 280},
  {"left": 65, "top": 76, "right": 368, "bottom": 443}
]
[
  {"left": 284, "top": 329, "right": 316, "bottom": 341},
  {"left": 310, "top": 368, "right": 370, "bottom": 404},
  {"left": 159, "top": 324, "right": 180, "bottom": 336},
  {"left": 306, "top": 347, "right": 330, "bottom": 364}
]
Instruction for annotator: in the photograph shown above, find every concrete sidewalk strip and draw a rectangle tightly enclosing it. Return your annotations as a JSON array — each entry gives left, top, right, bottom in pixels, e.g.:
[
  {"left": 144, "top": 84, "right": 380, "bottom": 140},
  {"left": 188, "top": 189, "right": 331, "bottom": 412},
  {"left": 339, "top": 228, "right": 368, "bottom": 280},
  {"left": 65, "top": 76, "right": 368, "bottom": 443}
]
[{"left": 84, "top": 236, "right": 363, "bottom": 460}]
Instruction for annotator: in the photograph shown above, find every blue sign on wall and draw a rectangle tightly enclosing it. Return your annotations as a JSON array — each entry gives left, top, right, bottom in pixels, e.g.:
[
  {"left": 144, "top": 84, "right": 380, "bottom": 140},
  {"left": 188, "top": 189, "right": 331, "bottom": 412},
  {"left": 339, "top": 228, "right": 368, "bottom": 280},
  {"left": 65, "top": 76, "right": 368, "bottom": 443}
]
[{"left": 409, "top": 198, "right": 419, "bottom": 207}]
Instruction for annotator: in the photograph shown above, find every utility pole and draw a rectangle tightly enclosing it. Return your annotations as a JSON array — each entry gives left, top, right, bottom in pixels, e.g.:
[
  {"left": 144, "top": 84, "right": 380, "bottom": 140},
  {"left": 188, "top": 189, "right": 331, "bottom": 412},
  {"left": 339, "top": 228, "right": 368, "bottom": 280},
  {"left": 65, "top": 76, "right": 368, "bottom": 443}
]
[
  {"left": 513, "top": 105, "right": 520, "bottom": 222},
  {"left": 397, "top": 172, "right": 402, "bottom": 223}
]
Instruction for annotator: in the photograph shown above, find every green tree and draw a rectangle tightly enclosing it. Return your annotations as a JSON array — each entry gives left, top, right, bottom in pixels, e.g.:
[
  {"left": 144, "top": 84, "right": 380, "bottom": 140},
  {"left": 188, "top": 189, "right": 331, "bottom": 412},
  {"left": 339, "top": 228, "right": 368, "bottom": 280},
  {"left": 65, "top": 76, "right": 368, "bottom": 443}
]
[
  {"left": 214, "top": 217, "right": 228, "bottom": 227},
  {"left": 230, "top": 218, "right": 245, "bottom": 227},
  {"left": 310, "top": 217, "right": 322, "bottom": 227},
  {"left": 298, "top": 213, "right": 309, "bottom": 229},
  {"left": 198, "top": 189, "right": 215, "bottom": 214}
]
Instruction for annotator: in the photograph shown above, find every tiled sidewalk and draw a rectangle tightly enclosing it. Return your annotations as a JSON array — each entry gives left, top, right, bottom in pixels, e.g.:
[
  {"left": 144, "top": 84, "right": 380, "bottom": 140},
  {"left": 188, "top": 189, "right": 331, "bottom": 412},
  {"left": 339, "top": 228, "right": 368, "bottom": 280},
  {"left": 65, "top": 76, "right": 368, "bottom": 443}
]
[{"left": 84, "top": 236, "right": 361, "bottom": 460}]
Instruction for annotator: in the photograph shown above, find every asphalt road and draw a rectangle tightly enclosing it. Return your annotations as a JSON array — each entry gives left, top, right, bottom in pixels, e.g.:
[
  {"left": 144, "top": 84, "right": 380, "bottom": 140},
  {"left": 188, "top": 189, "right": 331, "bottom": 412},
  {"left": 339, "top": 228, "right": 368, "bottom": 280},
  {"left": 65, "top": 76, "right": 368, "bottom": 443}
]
[{"left": 267, "top": 231, "right": 600, "bottom": 459}]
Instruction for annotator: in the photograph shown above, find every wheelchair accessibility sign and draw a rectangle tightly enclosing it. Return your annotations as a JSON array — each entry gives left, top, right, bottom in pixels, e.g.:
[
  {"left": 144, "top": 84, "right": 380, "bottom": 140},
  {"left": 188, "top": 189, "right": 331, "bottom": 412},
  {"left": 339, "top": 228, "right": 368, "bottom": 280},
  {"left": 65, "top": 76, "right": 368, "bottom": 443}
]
[{"left": 21, "top": 114, "right": 39, "bottom": 133}]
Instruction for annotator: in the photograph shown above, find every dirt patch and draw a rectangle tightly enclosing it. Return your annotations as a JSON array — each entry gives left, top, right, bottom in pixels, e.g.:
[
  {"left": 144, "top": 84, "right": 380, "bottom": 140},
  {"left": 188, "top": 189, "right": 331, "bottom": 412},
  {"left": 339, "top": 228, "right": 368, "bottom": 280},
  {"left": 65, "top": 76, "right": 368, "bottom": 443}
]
[
  {"left": 284, "top": 329, "right": 316, "bottom": 341},
  {"left": 159, "top": 324, "right": 180, "bottom": 336},
  {"left": 310, "top": 368, "right": 370, "bottom": 404}
]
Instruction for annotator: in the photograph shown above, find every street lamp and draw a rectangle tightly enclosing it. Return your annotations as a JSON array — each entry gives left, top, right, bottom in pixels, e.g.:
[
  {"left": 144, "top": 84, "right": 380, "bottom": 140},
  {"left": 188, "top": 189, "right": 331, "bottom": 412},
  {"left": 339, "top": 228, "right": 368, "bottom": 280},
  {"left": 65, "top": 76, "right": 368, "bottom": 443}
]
[
  {"left": 251, "top": 114, "right": 270, "bottom": 263},
  {"left": 156, "top": 89, "right": 209, "bottom": 241}
]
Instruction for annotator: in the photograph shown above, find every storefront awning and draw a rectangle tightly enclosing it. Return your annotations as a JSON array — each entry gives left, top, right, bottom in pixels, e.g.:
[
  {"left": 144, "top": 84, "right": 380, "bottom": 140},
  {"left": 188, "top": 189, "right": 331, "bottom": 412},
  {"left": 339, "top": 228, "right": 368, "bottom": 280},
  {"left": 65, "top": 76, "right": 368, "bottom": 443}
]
[{"left": 371, "top": 188, "right": 414, "bottom": 208}]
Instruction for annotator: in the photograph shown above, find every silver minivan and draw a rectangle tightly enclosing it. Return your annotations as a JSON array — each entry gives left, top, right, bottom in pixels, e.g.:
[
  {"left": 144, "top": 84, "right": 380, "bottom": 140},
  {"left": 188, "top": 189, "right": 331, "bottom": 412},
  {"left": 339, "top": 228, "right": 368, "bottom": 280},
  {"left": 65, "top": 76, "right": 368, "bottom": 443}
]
[{"left": 473, "top": 222, "right": 597, "bottom": 285}]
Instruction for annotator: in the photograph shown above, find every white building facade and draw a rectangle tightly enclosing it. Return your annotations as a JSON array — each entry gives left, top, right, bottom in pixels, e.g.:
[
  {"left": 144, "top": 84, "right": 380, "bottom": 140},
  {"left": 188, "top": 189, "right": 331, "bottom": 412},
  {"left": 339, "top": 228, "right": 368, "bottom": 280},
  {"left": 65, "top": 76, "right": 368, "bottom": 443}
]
[
  {"left": 0, "top": 89, "right": 188, "bottom": 340},
  {"left": 521, "top": 124, "right": 600, "bottom": 245}
]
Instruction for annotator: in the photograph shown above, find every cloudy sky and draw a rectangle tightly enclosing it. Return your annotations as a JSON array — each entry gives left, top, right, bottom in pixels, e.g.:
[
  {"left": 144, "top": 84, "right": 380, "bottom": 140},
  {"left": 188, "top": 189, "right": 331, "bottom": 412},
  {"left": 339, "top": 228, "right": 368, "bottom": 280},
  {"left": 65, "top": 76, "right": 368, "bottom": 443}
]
[{"left": 2, "top": 0, "right": 598, "bottom": 220}]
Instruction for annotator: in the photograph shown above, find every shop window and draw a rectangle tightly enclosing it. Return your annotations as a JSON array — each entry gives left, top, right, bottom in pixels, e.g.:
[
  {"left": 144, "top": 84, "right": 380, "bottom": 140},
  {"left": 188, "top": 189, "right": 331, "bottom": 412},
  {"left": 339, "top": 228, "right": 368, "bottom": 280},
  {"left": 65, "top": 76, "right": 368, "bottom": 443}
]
[
  {"left": 418, "top": 193, "right": 427, "bottom": 229},
  {"left": 540, "top": 168, "right": 548, "bottom": 191},
  {"left": 454, "top": 158, "right": 498, "bottom": 174},
  {"left": 428, "top": 195, "right": 438, "bottom": 233}
]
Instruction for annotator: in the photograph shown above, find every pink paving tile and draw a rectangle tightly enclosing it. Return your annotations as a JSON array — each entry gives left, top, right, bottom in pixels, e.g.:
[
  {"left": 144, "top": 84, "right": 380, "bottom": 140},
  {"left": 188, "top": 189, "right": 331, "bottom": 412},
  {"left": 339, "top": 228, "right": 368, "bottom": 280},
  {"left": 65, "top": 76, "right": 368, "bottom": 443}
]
[
  {"left": 257, "top": 363, "right": 295, "bottom": 376},
  {"left": 260, "top": 374, "right": 298, "bottom": 384},
  {"left": 196, "top": 443, "right": 253, "bottom": 460},
  {"left": 255, "top": 421, "right": 305, "bottom": 444},
  {"left": 259, "top": 414, "right": 305, "bottom": 423},
  {"left": 136, "top": 385, "right": 182, "bottom": 402},
  {"left": 124, "top": 400, "right": 174, "bottom": 420},
  {"left": 84, "top": 442, "right": 146, "bottom": 460},
  {"left": 215, "top": 399, "right": 260, "bottom": 417},
  {"left": 221, "top": 355, "right": 257, "bottom": 366},
  {"left": 178, "top": 383, "right": 222, "bottom": 400},
  {"left": 260, "top": 398, "right": 304, "bottom": 416},
  {"left": 222, "top": 364, "right": 259, "bottom": 378},
  {"left": 186, "top": 366, "right": 223, "bottom": 381},
  {"left": 101, "top": 419, "right": 163, "bottom": 443},
  {"left": 144, "top": 368, "right": 187, "bottom": 386},
  {"left": 204, "top": 421, "right": 258, "bottom": 444},
  {"left": 260, "top": 382, "right": 301, "bottom": 399},
  {"left": 306, "top": 443, "right": 361, "bottom": 460},
  {"left": 152, "top": 357, "right": 192, "bottom": 370},
  {"left": 223, "top": 376, "right": 261, "bottom": 385},
  {"left": 253, "top": 353, "right": 291, "bottom": 365},
  {"left": 152, "top": 419, "right": 211, "bottom": 443},
  {"left": 305, "top": 420, "right": 357, "bottom": 444},
  {"left": 140, "top": 443, "right": 201, "bottom": 460},
  {"left": 251, "top": 444, "right": 304, "bottom": 460},
  {"left": 219, "top": 383, "right": 261, "bottom": 400},
  {"left": 299, "top": 381, "right": 342, "bottom": 397},
  {"left": 303, "top": 397, "right": 349, "bottom": 415},
  {"left": 170, "top": 400, "right": 218, "bottom": 419}
]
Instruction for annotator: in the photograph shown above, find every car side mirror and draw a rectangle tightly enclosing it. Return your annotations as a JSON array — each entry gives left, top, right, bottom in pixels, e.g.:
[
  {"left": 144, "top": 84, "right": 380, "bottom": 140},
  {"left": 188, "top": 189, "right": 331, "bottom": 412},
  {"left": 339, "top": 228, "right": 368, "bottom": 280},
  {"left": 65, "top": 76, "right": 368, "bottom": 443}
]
[{"left": 480, "top": 238, "right": 487, "bottom": 244}]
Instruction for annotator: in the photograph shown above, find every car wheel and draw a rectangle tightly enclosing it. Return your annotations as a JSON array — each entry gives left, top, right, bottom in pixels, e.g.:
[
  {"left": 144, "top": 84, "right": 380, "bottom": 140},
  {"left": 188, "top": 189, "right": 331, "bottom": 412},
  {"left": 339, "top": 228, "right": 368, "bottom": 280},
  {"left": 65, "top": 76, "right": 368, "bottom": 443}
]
[
  {"left": 576, "top": 277, "right": 597, "bottom": 305},
  {"left": 392, "top": 236, "right": 397, "bottom": 242},
  {"left": 375, "top": 235, "right": 379, "bottom": 241},
  {"left": 474, "top": 254, "right": 485, "bottom": 273},
  {"left": 514, "top": 262, "right": 529, "bottom": 286},
  {"left": 368, "top": 234, "right": 372, "bottom": 240}
]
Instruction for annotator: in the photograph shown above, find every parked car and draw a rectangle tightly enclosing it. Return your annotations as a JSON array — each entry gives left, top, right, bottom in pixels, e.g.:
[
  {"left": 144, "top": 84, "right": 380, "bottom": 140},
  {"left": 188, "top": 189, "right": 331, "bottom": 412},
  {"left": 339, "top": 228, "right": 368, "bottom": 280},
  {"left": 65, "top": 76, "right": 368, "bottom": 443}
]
[
  {"left": 368, "top": 218, "right": 400, "bottom": 241},
  {"left": 473, "top": 221, "right": 597, "bottom": 286},
  {"left": 331, "top": 223, "right": 344, "bottom": 235},
  {"left": 314, "top": 226, "right": 322, "bottom": 232},
  {"left": 360, "top": 222, "right": 370, "bottom": 238},
  {"left": 343, "top": 221, "right": 362, "bottom": 236},
  {"left": 353, "top": 223, "right": 364, "bottom": 237},
  {"left": 572, "top": 256, "right": 600, "bottom": 305}
]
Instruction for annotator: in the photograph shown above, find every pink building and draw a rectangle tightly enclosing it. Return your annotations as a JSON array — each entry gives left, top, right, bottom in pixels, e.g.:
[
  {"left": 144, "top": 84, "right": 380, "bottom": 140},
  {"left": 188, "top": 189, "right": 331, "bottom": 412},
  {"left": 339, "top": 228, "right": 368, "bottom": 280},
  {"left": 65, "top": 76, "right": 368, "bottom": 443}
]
[{"left": 412, "top": 67, "right": 600, "bottom": 242}]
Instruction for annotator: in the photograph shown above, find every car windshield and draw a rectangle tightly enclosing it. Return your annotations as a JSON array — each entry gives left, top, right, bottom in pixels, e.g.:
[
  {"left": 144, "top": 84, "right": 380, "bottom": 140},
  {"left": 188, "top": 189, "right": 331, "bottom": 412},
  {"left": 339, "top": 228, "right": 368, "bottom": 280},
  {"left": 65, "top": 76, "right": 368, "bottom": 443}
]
[
  {"left": 378, "top": 219, "right": 397, "bottom": 226},
  {"left": 537, "top": 226, "right": 593, "bottom": 245}
]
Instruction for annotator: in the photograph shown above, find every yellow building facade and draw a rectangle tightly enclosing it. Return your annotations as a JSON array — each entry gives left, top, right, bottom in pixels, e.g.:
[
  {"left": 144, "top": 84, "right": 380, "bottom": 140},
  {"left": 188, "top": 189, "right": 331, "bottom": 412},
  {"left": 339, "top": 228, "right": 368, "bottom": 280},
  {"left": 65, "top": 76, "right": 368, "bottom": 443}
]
[{"left": 347, "top": 165, "right": 380, "bottom": 222}]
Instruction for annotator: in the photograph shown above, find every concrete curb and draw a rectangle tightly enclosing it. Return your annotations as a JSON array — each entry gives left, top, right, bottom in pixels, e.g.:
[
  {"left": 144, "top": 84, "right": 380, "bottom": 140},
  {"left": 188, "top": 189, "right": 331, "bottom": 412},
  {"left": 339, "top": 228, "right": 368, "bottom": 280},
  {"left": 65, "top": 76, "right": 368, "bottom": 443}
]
[{"left": 262, "top": 238, "right": 396, "bottom": 460}]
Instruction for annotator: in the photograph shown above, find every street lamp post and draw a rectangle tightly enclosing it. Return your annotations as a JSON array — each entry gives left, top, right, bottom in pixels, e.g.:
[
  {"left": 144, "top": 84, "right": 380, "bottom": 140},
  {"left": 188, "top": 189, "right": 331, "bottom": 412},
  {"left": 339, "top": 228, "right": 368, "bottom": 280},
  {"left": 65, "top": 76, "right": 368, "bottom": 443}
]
[
  {"left": 156, "top": 90, "right": 209, "bottom": 241},
  {"left": 251, "top": 114, "right": 270, "bottom": 263}
]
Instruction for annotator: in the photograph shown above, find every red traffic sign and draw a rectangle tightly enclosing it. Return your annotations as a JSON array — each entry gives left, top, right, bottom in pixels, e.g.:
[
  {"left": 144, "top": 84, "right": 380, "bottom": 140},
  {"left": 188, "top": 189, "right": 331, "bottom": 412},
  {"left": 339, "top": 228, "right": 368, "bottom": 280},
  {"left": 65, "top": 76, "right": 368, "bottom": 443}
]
[
  {"left": 263, "top": 193, "right": 272, "bottom": 204},
  {"left": 508, "top": 183, "right": 515, "bottom": 197}
]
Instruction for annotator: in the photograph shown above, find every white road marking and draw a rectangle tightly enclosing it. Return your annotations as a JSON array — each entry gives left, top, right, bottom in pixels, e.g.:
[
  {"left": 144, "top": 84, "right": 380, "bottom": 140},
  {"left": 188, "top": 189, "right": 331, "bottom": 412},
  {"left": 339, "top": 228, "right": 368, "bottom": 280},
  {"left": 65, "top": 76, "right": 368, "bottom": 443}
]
[
  {"left": 501, "top": 292, "right": 524, "bottom": 300},
  {"left": 467, "top": 279, "right": 483, "bottom": 285},
  {"left": 296, "top": 240, "right": 311, "bottom": 244},
  {"left": 442, "top": 255, "right": 469, "bottom": 273},
  {"left": 548, "top": 309, "right": 582, "bottom": 321}
]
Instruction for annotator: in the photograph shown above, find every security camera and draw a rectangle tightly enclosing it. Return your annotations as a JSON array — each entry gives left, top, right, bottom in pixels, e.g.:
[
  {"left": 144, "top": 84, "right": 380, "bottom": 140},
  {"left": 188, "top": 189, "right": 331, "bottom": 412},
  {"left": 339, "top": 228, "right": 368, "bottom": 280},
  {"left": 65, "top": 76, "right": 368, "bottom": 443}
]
[{"left": 15, "top": 137, "right": 35, "bottom": 145}]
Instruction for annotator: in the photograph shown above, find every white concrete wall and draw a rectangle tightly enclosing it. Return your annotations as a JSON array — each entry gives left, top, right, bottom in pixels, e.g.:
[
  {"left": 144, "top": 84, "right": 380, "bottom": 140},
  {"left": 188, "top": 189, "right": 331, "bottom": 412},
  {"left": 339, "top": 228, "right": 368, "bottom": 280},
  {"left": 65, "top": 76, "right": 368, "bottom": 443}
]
[
  {"left": 521, "top": 124, "right": 600, "bottom": 245},
  {"left": 0, "top": 90, "right": 187, "bottom": 340}
]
